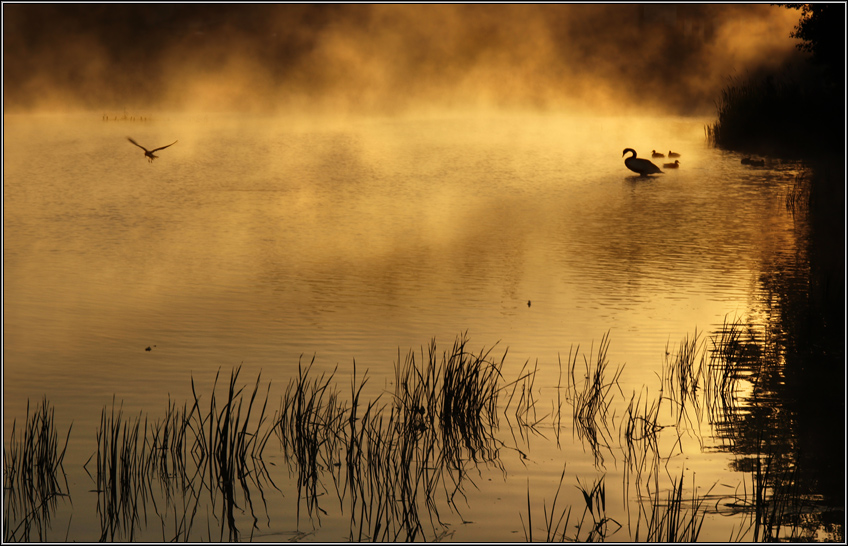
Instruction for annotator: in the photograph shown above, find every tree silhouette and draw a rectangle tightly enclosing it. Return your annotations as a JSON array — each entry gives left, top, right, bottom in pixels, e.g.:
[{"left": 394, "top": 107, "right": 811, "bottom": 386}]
[{"left": 782, "top": 3, "right": 845, "bottom": 83}]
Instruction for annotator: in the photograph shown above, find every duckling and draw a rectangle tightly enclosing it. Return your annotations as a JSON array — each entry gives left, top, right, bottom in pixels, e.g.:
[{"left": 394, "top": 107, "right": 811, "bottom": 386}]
[
  {"left": 662, "top": 160, "right": 680, "bottom": 169},
  {"left": 652, "top": 150, "right": 665, "bottom": 158},
  {"left": 668, "top": 150, "right": 681, "bottom": 158}
]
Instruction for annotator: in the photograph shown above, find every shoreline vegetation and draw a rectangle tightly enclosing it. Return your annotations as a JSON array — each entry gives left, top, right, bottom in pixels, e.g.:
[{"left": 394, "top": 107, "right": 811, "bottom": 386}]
[
  {"left": 707, "top": 5, "right": 845, "bottom": 542},
  {"left": 705, "top": 63, "right": 842, "bottom": 160},
  {"left": 707, "top": 4, "right": 844, "bottom": 161},
  {"left": 4, "top": 325, "right": 843, "bottom": 542},
  {"left": 706, "top": 1, "right": 844, "bottom": 395}
]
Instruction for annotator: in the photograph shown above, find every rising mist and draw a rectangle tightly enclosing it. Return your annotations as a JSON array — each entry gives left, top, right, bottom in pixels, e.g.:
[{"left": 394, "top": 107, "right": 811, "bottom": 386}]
[{"left": 4, "top": 4, "right": 803, "bottom": 116}]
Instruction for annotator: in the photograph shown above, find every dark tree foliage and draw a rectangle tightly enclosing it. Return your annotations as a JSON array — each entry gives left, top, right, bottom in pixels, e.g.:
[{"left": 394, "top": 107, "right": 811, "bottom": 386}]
[
  {"left": 781, "top": 3, "right": 845, "bottom": 83},
  {"left": 711, "top": 4, "right": 844, "bottom": 157}
]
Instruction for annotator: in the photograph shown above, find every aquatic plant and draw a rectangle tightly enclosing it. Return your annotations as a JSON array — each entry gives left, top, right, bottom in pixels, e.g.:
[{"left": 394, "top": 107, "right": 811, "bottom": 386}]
[
  {"left": 3, "top": 398, "right": 72, "bottom": 542},
  {"left": 5, "top": 329, "right": 839, "bottom": 541},
  {"left": 80, "top": 365, "right": 275, "bottom": 542},
  {"left": 520, "top": 468, "right": 571, "bottom": 542},
  {"left": 567, "top": 331, "right": 624, "bottom": 468},
  {"left": 619, "top": 386, "right": 662, "bottom": 498},
  {"left": 525, "top": 472, "right": 621, "bottom": 542},
  {"left": 663, "top": 330, "right": 705, "bottom": 419},
  {"left": 706, "top": 69, "right": 841, "bottom": 158},
  {"left": 271, "top": 357, "right": 345, "bottom": 524},
  {"left": 634, "top": 469, "right": 711, "bottom": 542},
  {"left": 573, "top": 474, "right": 622, "bottom": 541},
  {"left": 261, "top": 334, "right": 513, "bottom": 541},
  {"left": 503, "top": 357, "right": 544, "bottom": 445}
]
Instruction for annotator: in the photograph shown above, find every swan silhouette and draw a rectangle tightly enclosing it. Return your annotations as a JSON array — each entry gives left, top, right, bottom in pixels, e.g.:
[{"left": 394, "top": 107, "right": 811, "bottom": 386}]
[
  {"left": 651, "top": 150, "right": 665, "bottom": 158},
  {"left": 663, "top": 160, "right": 680, "bottom": 168},
  {"left": 623, "top": 148, "right": 664, "bottom": 176},
  {"left": 668, "top": 150, "right": 681, "bottom": 158},
  {"left": 127, "top": 137, "right": 178, "bottom": 162}
]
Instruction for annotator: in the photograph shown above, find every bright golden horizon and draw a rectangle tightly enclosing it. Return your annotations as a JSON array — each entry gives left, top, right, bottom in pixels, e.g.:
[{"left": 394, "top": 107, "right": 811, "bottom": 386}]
[{"left": 4, "top": 4, "right": 802, "bottom": 116}]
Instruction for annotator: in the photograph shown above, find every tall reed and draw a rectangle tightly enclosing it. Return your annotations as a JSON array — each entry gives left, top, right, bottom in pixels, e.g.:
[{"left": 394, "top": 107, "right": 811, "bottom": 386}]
[
  {"left": 19, "top": 330, "right": 820, "bottom": 541},
  {"left": 3, "top": 398, "right": 72, "bottom": 542},
  {"left": 635, "top": 469, "right": 711, "bottom": 542},
  {"left": 271, "top": 356, "right": 348, "bottom": 524},
  {"left": 567, "top": 331, "right": 624, "bottom": 467},
  {"left": 619, "top": 386, "right": 662, "bottom": 504},
  {"left": 520, "top": 468, "right": 572, "bottom": 542},
  {"left": 81, "top": 366, "right": 274, "bottom": 542},
  {"left": 573, "top": 474, "right": 621, "bottom": 541},
  {"left": 706, "top": 71, "right": 825, "bottom": 157}
]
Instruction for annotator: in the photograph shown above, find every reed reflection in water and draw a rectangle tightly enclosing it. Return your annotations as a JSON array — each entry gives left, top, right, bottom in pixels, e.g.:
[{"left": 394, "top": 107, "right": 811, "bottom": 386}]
[
  {"left": 4, "top": 113, "right": 832, "bottom": 541},
  {"left": 5, "top": 324, "right": 836, "bottom": 541}
]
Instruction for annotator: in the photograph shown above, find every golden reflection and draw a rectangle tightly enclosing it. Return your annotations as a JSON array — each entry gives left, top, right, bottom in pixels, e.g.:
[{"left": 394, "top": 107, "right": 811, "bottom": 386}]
[{"left": 2, "top": 3, "right": 833, "bottom": 539}]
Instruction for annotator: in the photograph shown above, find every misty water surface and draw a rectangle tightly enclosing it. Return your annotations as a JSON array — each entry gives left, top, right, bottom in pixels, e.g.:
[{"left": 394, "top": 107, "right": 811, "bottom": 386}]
[{"left": 3, "top": 112, "right": 808, "bottom": 541}]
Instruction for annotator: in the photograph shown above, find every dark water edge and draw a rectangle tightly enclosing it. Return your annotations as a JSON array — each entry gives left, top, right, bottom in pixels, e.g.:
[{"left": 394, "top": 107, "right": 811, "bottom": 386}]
[
  {"left": 786, "top": 159, "right": 845, "bottom": 527},
  {"left": 706, "top": 54, "right": 844, "bottom": 532},
  {"left": 705, "top": 60, "right": 844, "bottom": 161},
  {"left": 716, "top": 146, "right": 845, "bottom": 540}
]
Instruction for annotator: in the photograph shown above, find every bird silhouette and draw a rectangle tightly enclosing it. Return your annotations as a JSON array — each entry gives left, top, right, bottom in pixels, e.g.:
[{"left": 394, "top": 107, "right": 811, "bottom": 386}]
[
  {"left": 651, "top": 150, "right": 665, "bottom": 158},
  {"left": 127, "top": 137, "right": 177, "bottom": 162},
  {"left": 623, "top": 148, "right": 664, "bottom": 176},
  {"left": 663, "top": 160, "right": 680, "bottom": 168},
  {"left": 668, "top": 150, "right": 681, "bottom": 158}
]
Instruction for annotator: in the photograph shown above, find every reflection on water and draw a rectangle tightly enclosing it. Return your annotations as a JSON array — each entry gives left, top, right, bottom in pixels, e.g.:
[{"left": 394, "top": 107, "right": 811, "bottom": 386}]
[{"left": 4, "top": 112, "right": 837, "bottom": 541}]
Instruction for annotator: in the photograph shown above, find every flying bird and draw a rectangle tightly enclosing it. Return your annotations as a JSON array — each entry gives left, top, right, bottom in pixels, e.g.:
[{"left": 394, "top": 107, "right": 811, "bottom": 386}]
[
  {"left": 651, "top": 150, "right": 665, "bottom": 158},
  {"left": 623, "top": 148, "right": 664, "bottom": 176},
  {"left": 127, "top": 137, "right": 178, "bottom": 162},
  {"left": 668, "top": 150, "right": 681, "bottom": 158},
  {"left": 663, "top": 160, "right": 680, "bottom": 168}
]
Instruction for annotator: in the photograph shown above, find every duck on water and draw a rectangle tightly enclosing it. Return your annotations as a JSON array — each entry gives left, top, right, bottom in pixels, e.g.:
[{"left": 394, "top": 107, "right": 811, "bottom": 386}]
[
  {"left": 741, "top": 157, "right": 765, "bottom": 166},
  {"left": 623, "top": 148, "right": 664, "bottom": 176}
]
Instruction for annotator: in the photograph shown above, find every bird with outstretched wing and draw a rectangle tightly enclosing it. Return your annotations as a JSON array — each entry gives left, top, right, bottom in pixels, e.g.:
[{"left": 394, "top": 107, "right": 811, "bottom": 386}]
[{"left": 127, "top": 137, "right": 178, "bottom": 162}]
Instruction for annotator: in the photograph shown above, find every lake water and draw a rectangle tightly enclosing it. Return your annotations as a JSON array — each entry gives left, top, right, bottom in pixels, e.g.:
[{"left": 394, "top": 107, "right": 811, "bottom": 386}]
[{"left": 3, "top": 112, "right": 822, "bottom": 541}]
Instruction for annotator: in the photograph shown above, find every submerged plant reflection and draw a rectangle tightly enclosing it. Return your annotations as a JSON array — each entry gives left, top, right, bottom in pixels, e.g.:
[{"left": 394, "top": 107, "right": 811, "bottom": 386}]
[
  {"left": 4, "top": 326, "right": 842, "bottom": 542},
  {"left": 3, "top": 399, "right": 72, "bottom": 542}
]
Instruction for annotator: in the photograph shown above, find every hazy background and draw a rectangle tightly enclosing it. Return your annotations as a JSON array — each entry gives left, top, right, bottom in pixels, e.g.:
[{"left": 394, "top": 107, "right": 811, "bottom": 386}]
[{"left": 4, "top": 4, "right": 803, "bottom": 116}]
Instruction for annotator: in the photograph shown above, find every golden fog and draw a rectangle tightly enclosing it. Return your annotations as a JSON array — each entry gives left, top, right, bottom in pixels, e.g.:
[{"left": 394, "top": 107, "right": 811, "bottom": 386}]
[{"left": 4, "top": 4, "right": 802, "bottom": 116}]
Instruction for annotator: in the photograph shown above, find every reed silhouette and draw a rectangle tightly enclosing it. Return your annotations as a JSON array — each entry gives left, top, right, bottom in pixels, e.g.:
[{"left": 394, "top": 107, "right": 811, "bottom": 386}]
[
  {"left": 5, "top": 329, "right": 840, "bottom": 541},
  {"left": 3, "top": 399, "right": 72, "bottom": 542}
]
